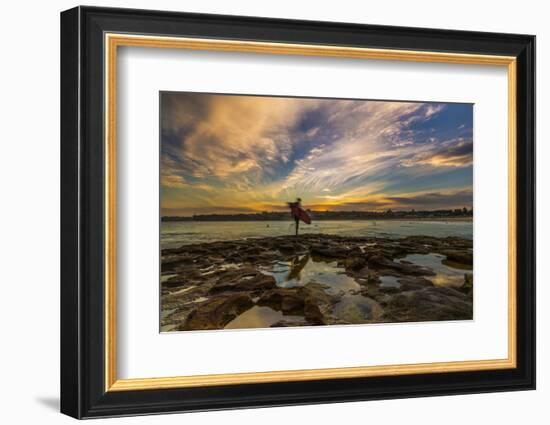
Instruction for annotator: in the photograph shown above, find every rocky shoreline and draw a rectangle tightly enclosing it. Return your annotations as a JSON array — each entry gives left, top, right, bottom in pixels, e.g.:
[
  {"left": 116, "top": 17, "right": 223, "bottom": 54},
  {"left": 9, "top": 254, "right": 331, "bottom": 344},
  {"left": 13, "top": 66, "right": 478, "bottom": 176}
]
[{"left": 161, "top": 234, "right": 473, "bottom": 331}]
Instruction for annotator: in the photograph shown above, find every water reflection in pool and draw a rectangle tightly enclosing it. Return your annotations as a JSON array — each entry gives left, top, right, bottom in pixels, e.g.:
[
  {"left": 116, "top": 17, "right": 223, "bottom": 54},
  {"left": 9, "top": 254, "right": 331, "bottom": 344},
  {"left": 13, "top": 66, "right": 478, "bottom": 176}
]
[
  {"left": 224, "top": 252, "right": 471, "bottom": 329},
  {"left": 401, "top": 253, "right": 471, "bottom": 287},
  {"left": 379, "top": 275, "right": 401, "bottom": 288},
  {"left": 261, "top": 254, "right": 360, "bottom": 295},
  {"left": 225, "top": 306, "right": 302, "bottom": 329}
]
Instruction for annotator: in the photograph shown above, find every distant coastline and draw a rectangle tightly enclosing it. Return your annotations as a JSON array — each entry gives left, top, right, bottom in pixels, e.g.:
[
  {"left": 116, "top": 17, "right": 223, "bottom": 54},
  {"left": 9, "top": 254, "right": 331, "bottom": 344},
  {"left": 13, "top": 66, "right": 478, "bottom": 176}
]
[{"left": 162, "top": 209, "right": 473, "bottom": 222}]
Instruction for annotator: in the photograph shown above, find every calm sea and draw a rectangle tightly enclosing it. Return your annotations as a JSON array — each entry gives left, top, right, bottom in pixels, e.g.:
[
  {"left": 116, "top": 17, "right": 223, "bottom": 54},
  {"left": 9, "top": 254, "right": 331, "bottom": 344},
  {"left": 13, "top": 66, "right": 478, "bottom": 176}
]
[{"left": 161, "top": 220, "right": 473, "bottom": 250}]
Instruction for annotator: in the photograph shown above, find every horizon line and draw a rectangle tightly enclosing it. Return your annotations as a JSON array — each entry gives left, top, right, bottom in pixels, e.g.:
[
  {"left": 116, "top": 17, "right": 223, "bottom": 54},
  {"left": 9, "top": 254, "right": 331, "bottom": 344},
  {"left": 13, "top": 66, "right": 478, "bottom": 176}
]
[{"left": 161, "top": 207, "right": 473, "bottom": 218}]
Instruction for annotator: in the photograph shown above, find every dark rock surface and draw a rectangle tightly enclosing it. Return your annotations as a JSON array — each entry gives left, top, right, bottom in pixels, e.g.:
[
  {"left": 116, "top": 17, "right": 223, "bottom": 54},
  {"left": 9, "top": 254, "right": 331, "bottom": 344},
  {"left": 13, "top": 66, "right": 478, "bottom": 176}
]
[
  {"left": 181, "top": 294, "right": 254, "bottom": 330},
  {"left": 160, "top": 234, "right": 473, "bottom": 331},
  {"left": 209, "top": 272, "right": 276, "bottom": 295}
]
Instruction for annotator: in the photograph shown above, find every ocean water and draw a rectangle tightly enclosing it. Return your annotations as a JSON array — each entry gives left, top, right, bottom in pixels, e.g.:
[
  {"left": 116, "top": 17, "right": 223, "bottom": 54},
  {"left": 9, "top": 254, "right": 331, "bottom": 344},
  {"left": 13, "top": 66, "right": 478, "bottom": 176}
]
[{"left": 161, "top": 219, "right": 472, "bottom": 250}]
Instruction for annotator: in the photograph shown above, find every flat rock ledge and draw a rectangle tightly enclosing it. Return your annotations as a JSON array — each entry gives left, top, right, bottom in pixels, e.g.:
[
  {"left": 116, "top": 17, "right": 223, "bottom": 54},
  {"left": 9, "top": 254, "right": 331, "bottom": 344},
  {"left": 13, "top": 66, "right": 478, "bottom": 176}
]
[{"left": 161, "top": 234, "right": 473, "bottom": 331}]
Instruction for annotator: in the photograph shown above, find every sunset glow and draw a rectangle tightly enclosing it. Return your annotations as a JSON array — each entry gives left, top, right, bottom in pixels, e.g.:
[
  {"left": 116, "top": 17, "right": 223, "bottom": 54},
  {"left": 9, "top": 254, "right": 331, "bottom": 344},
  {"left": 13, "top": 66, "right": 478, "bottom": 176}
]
[{"left": 160, "top": 92, "right": 473, "bottom": 216}]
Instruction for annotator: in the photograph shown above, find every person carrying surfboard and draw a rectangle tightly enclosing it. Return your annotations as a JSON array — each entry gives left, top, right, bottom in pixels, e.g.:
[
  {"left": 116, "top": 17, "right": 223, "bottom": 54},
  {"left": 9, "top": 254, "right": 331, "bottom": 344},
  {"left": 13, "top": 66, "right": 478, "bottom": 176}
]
[{"left": 288, "top": 198, "right": 311, "bottom": 236}]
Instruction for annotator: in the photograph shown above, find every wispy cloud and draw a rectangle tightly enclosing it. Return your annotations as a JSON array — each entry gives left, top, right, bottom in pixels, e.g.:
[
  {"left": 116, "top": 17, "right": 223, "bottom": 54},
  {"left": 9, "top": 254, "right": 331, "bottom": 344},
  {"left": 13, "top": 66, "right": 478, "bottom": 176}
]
[
  {"left": 308, "top": 188, "right": 473, "bottom": 212},
  {"left": 400, "top": 138, "right": 473, "bottom": 168},
  {"left": 161, "top": 93, "right": 473, "bottom": 215}
]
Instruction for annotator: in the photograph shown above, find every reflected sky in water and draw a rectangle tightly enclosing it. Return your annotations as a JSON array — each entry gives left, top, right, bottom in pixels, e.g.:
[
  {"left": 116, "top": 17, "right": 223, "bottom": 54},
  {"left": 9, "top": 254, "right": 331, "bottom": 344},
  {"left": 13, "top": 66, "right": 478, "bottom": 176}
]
[
  {"left": 401, "top": 253, "right": 470, "bottom": 287},
  {"left": 225, "top": 306, "right": 302, "bottom": 329},
  {"left": 261, "top": 255, "right": 360, "bottom": 295}
]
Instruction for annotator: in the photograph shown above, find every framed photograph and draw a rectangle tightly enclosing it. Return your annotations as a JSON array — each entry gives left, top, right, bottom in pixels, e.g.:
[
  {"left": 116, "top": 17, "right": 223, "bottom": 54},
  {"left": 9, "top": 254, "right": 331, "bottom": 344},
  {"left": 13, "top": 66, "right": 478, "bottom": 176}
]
[{"left": 60, "top": 6, "right": 535, "bottom": 419}]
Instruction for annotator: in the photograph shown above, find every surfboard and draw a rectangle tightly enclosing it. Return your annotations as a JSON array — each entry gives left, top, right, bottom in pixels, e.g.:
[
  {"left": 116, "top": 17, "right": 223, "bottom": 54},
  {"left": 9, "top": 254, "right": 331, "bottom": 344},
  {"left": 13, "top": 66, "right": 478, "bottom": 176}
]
[
  {"left": 297, "top": 207, "right": 311, "bottom": 224},
  {"left": 290, "top": 205, "right": 311, "bottom": 224}
]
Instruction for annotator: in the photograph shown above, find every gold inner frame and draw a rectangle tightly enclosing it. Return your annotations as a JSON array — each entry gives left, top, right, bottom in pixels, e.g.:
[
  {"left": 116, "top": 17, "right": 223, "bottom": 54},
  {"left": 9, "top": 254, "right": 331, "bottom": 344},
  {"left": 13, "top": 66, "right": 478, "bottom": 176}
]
[{"left": 104, "top": 33, "right": 517, "bottom": 392}]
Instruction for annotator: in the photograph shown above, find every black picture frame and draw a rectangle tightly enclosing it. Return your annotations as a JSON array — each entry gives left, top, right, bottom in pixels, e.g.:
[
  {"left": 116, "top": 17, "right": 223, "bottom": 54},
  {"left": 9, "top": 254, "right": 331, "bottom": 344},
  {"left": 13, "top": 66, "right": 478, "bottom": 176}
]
[{"left": 61, "top": 5, "right": 535, "bottom": 419}]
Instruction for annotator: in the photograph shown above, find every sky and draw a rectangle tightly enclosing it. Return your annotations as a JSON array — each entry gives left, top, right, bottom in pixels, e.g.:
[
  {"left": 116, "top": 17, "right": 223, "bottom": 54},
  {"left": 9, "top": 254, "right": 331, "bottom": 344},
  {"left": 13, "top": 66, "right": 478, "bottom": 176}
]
[{"left": 160, "top": 92, "right": 473, "bottom": 216}]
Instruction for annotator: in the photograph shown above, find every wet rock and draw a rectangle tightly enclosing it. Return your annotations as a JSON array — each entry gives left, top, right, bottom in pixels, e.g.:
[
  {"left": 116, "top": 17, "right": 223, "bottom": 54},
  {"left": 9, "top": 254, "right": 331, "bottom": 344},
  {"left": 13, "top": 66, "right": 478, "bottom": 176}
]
[
  {"left": 163, "top": 285, "right": 208, "bottom": 304},
  {"left": 209, "top": 273, "right": 276, "bottom": 295},
  {"left": 257, "top": 287, "right": 305, "bottom": 315},
  {"left": 309, "top": 243, "right": 329, "bottom": 252},
  {"left": 310, "top": 245, "right": 350, "bottom": 258},
  {"left": 333, "top": 295, "right": 383, "bottom": 324},
  {"left": 442, "top": 250, "right": 473, "bottom": 267},
  {"left": 303, "top": 283, "right": 335, "bottom": 325},
  {"left": 257, "top": 282, "right": 336, "bottom": 325},
  {"left": 365, "top": 272, "right": 381, "bottom": 284},
  {"left": 398, "top": 276, "right": 434, "bottom": 291},
  {"left": 460, "top": 273, "right": 473, "bottom": 294},
  {"left": 382, "top": 286, "right": 472, "bottom": 323},
  {"left": 342, "top": 256, "right": 367, "bottom": 271},
  {"left": 277, "top": 243, "right": 297, "bottom": 253},
  {"left": 182, "top": 294, "right": 254, "bottom": 330},
  {"left": 368, "top": 255, "right": 435, "bottom": 276},
  {"left": 270, "top": 319, "right": 309, "bottom": 328},
  {"left": 161, "top": 277, "right": 187, "bottom": 288},
  {"left": 161, "top": 233, "right": 474, "bottom": 330},
  {"left": 367, "top": 254, "right": 393, "bottom": 269},
  {"left": 377, "top": 286, "right": 400, "bottom": 294}
]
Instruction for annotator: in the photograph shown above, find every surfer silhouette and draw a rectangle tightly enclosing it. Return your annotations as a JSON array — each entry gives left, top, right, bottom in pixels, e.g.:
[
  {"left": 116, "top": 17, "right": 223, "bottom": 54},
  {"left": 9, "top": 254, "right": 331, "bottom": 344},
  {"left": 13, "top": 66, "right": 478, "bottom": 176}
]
[{"left": 288, "top": 198, "right": 311, "bottom": 236}]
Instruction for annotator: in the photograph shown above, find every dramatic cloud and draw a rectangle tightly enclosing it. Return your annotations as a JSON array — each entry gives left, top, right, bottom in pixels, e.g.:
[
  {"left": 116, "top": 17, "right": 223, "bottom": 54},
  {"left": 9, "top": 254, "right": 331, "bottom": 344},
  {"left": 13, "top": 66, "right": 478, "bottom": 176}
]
[
  {"left": 400, "top": 138, "right": 473, "bottom": 168},
  {"left": 307, "top": 189, "right": 473, "bottom": 212},
  {"left": 384, "top": 188, "right": 473, "bottom": 209},
  {"left": 160, "top": 92, "right": 473, "bottom": 215},
  {"left": 161, "top": 93, "right": 320, "bottom": 181}
]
